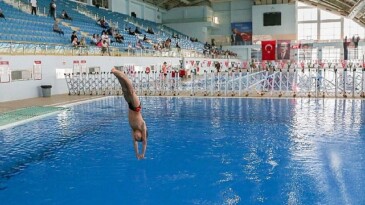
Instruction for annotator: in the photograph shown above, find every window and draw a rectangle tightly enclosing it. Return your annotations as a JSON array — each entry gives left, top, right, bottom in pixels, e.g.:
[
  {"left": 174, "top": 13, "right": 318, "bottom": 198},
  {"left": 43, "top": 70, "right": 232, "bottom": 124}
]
[
  {"left": 298, "top": 23, "right": 318, "bottom": 40},
  {"left": 298, "top": 8, "right": 317, "bottom": 21},
  {"left": 320, "top": 22, "right": 341, "bottom": 40},
  {"left": 213, "top": 17, "right": 219, "bottom": 24},
  {"left": 320, "top": 10, "right": 340, "bottom": 20},
  {"left": 344, "top": 18, "right": 365, "bottom": 39},
  {"left": 92, "top": 0, "right": 109, "bottom": 8},
  {"left": 322, "top": 47, "right": 340, "bottom": 60}
]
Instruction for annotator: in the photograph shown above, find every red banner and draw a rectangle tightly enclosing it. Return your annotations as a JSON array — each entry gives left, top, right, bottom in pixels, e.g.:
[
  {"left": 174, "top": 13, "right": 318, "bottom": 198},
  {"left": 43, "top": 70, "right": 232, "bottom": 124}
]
[{"left": 262, "top": 40, "right": 276, "bottom": 60}]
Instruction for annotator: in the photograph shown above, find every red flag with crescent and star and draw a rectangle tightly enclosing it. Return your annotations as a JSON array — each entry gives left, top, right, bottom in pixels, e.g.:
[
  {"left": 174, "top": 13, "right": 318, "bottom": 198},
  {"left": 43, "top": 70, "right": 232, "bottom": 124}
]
[{"left": 262, "top": 40, "right": 276, "bottom": 60}]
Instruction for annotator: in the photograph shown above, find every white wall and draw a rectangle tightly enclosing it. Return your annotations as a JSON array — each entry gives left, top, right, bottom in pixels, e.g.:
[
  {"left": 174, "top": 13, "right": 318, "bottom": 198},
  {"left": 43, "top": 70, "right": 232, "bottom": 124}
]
[
  {"left": 252, "top": 4, "right": 297, "bottom": 40},
  {"left": 163, "top": 6, "right": 214, "bottom": 23},
  {"left": 162, "top": 6, "right": 214, "bottom": 42},
  {"left": 0, "top": 55, "right": 240, "bottom": 102},
  {"left": 0, "top": 55, "right": 180, "bottom": 102},
  {"left": 109, "top": 0, "right": 162, "bottom": 23},
  {"left": 164, "top": 22, "right": 212, "bottom": 43},
  {"left": 230, "top": 0, "right": 252, "bottom": 23}
]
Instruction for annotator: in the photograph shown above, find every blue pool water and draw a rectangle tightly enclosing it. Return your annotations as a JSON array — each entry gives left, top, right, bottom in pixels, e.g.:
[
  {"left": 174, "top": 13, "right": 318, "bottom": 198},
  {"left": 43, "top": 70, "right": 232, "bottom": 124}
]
[{"left": 0, "top": 97, "right": 364, "bottom": 205}]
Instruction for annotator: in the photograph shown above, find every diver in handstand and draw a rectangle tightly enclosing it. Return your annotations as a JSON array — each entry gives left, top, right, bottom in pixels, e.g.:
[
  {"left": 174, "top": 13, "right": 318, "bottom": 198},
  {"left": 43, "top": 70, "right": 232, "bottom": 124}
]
[{"left": 111, "top": 67, "right": 148, "bottom": 160}]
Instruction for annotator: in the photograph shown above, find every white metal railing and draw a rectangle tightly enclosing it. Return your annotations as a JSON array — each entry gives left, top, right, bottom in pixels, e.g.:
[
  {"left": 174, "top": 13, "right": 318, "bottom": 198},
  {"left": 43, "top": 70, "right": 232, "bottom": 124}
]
[{"left": 64, "top": 60, "right": 365, "bottom": 98}]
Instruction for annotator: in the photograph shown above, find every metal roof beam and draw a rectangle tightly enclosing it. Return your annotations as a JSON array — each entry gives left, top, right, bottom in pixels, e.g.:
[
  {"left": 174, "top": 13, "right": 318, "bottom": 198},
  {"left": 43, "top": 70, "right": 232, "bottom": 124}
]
[{"left": 348, "top": 0, "right": 365, "bottom": 19}]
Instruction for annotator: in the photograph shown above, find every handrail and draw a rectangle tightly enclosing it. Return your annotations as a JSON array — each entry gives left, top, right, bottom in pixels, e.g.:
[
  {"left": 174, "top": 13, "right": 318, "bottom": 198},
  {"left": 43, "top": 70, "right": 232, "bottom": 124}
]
[{"left": 0, "top": 40, "right": 238, "bottom": 58}]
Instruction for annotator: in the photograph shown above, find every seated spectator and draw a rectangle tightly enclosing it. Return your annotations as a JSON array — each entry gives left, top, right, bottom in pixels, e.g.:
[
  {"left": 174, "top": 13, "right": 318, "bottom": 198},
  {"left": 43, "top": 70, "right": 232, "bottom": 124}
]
[
  {"left": 176, "top": 42, "right": 181, "bottom": 53},
  {"left": 101, "top": 31, "right": 111, "bottom": 44},
  {"left": 90, "top": 34, "right": 98, "bottom": 45},
  {"left": 106, "top": 27, "right": 114, "bottom": 36},
  {"left": 147, "top": 27, "right": 154, "bottom": 34},
  {"left": 71, "top": 31, "right": 78, "bottom": 43},
  {"left": 72, "top": 37, "right": 79, "bottom": 47},
  {"left": 97, "top": 18, "right": 109, "bottom": 29},
  {"left": 53, "top": 20, "right": 64, "bottom": 36},
  {"left": 134, "top": 27, "right": 142, "bottom": 34},
  {"left": 190, "top": 37, "right": 198, "bottom": 42},
  {"left": 114, "top": 32, "right": 124, "bottom": 43},
  {"left": 143, "top": 34, "right": 152, "bottom": 43},
  {"left": 164, "top": 38, "right": 171, "bottom": 49},
  {"left": 128, "top": 27, "right": 135, "bottom": 35},
  {"left": 61, "top": 10, "right": 72, "bottom": 20},
  {"left": 95, "top": 34, "right": 102, "bottom": 47},
  {"left": 79, "top": 37, "right": 86, "bottom": 47},
  {"left": 0, "top": 8, "right": 6, "bottom": 20},
  {"left": 136, "top": 40, "right": 144, "bottom": 49}
]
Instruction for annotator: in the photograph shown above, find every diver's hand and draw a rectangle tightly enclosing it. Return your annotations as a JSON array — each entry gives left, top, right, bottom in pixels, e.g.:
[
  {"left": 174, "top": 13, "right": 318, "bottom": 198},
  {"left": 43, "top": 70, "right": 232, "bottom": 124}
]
[{"left": 137, "top": 154, "right": 145, "bottom": 160}]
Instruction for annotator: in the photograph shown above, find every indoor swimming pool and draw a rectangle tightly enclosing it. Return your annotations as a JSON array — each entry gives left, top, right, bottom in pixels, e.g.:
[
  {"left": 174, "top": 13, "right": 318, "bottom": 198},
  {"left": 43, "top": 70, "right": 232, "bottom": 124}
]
[{"left": 0, "top": 97, "right": 364, "bottom": 204}]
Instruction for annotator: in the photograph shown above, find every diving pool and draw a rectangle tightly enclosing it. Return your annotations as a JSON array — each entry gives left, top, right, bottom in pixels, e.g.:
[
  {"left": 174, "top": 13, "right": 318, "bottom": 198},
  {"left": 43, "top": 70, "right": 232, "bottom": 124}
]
[{"left": 0, "top": 97, "right": 364, "bottom": 204}]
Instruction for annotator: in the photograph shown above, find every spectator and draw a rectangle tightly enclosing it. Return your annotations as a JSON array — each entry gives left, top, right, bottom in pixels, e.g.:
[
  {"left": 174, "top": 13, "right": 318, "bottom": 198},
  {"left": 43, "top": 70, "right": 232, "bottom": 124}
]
[
  {"left": 143, "top": 34, "right": 151, "bottom": 43},
  {"left": 164, "top": 38, "right": 171, "bottom": 49},
  {"left": 106, "top": 27, "right": 113, "bottom": 35},
  {"left": 49, "top": 0, "right": 56, "bottom": 20},
  {"left": 72, "top": 37, "right": 79, "bottom": 47},
  {"left": 30, "top": 0, "right": 37, "bottom": 15},
  {"left": 79, "top": 37, "right": 86, "bottom": 47},
  {"left": 101, "top": 39, "right": 110, "bottom": 56},
  {"left": 71, "top": 31, "right": 78, "bottom": 43},
  {"left": 53, "top": 20, "right": 64, "bottom": 36},
  {"left": 113, "top": 31, "right": 124, "bottom": 43},
  {"left": 97, "top": 18, "right": 109, "bottom": 29},
  {"left": 0, "top": 8, "right": 5, "bottom": 20},
  {"left": 214, "top": 62, "right": 221, "bottom": 73},
  {"left": 96, "top": 34, "right": 102, "bottom": 46},
  {"left": 147, "top": 27, "right": 154, "bottom": 34},
  {"left": 90, "top": 34, "right": 98, "bottom": 45},
  {"left": 136, "top": 39, "right": 144, "bottom": 49},
  {"left": 134, "top": 27, "right": 142, "bottom": 34},
  {"left": 61, "top": 10, "right": 72, "bottom": 20},
  {"left": 128, "top": 27, "right": 135, "bottom": 35},
  {"left": 101, "top": 31, "right": 110, "bottom": 44}
]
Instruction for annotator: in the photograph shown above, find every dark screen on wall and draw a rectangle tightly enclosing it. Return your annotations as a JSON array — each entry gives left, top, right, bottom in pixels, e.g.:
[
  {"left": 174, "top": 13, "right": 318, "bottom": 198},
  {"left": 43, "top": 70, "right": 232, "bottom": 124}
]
[{"left": 263, "top": 12, "right": 281, "bottom": 26}]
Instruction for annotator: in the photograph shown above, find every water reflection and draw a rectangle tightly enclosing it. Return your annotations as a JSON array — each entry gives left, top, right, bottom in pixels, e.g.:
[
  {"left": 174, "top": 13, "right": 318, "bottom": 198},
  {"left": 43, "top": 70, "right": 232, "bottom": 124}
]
[{"left": 290, "top": 99, "right": 365, "bottom": 205}]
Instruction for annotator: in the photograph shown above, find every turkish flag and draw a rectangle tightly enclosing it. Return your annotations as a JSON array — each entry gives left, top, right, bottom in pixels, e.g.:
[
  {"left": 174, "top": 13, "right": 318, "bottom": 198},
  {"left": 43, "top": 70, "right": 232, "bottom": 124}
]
[{"left": 262, "top": 40, "right": 276, "bottom": 60}]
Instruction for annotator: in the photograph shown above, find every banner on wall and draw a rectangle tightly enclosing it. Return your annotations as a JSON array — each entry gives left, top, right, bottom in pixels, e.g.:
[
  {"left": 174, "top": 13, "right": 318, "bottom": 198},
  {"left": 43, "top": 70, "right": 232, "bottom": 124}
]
[
  {"left": 33, "top": 61, "right": 42, "bottom": 80},
  {"left": 277, "top": 40, "right": 291, "bottom": 60},
  {"left": 261, "top": 40, "right": 276, "bottom": 60},
  {"left": 231, "top": 22, "right": 252, "bottom": 45},
  {"left": 0, "top": 61, "right": 10, "bottom": 83},
  {"left": 73, "top": 60, "right": 80, "bottom": 74},
  {"left": 80, "top": 60, "right": 87, "bottom": 74}
]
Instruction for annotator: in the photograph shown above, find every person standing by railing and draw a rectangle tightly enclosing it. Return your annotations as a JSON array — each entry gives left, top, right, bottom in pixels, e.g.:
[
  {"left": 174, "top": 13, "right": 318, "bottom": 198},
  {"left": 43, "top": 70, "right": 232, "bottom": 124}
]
[
  {"left": 30, "top": 0, "right": 37, "bottom": 15},
  {"left": 49, "top": 0, "right": 56, "bottom": 20}
]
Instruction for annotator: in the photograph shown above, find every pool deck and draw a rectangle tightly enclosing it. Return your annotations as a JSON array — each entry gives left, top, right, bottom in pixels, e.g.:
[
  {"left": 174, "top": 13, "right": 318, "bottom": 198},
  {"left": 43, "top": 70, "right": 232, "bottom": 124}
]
[{"left": 0, "top": 94, "right": 104, "bottom": 114}]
